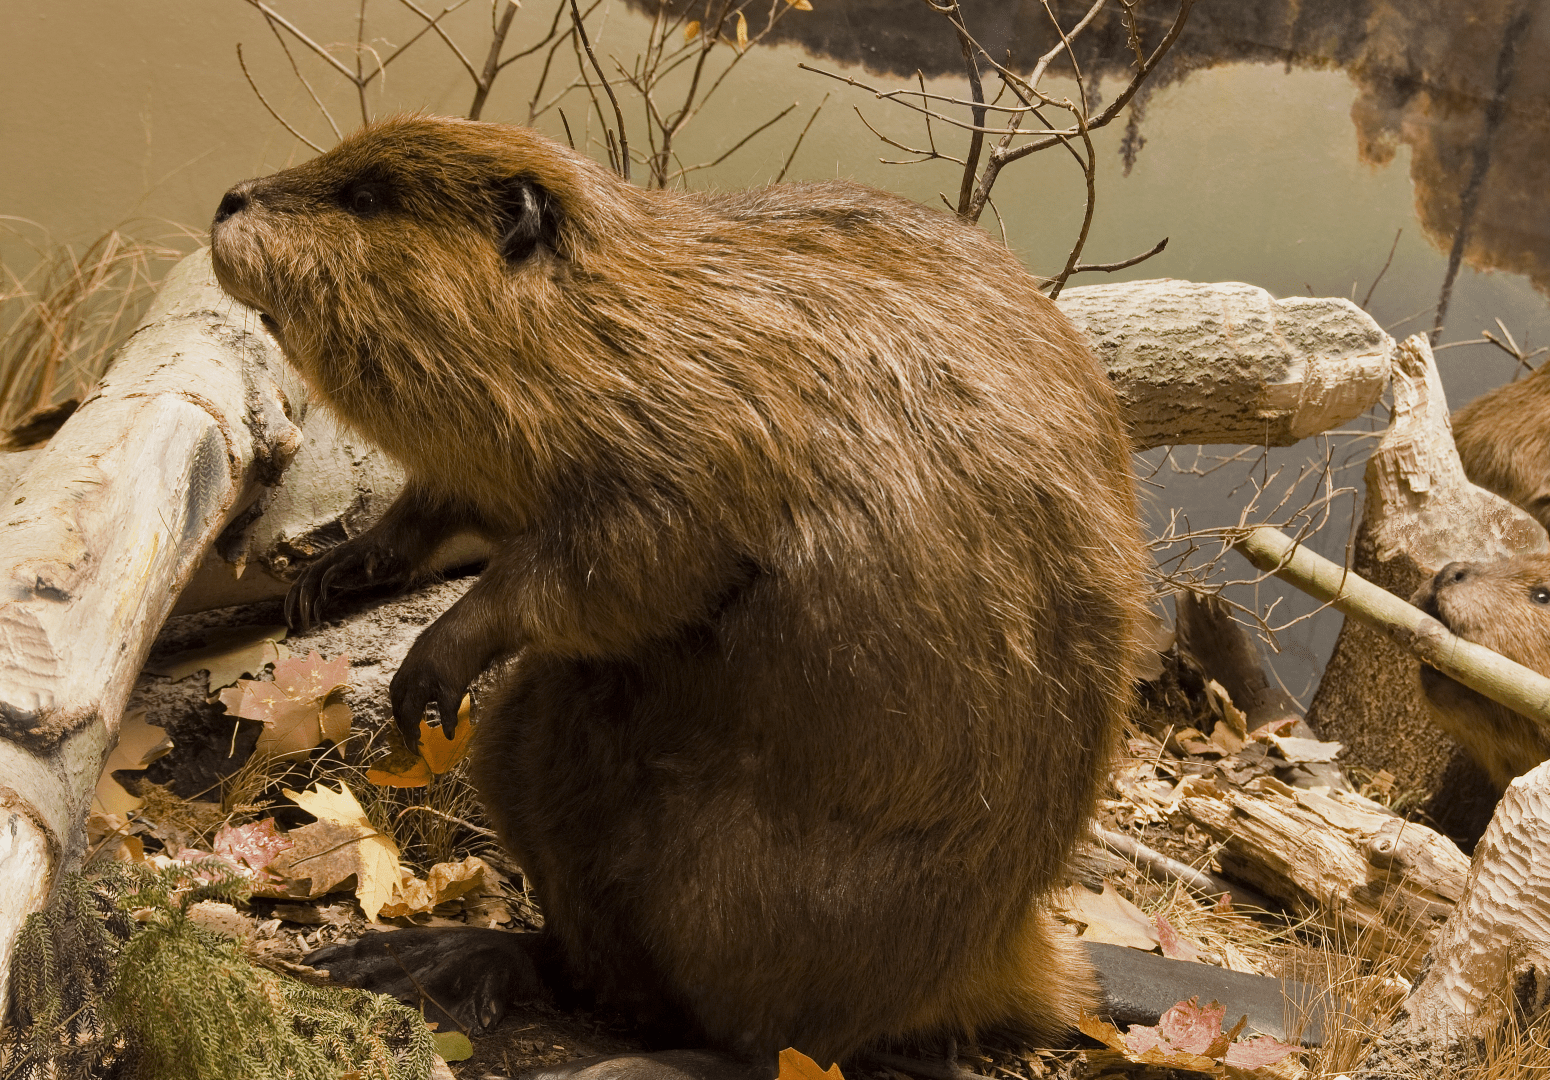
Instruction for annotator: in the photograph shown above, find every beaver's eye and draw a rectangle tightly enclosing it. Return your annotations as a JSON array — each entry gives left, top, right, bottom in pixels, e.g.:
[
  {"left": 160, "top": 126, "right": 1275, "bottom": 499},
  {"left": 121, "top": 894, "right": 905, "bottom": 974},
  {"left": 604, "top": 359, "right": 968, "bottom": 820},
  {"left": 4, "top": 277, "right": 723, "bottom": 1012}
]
[
  {"left": 342, "top": 182, "right": 389, "bottom": 217},
  {"left": 1531, "top": 586, "right": 1550, "bottom": 605}
]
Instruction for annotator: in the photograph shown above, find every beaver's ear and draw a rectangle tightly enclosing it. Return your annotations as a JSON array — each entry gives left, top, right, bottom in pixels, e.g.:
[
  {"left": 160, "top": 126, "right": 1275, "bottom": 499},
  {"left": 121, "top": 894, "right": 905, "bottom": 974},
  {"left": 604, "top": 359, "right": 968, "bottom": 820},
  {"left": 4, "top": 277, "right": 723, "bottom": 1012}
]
[{"left": 494, "top": 178, "right": 560, "bottom": 263}]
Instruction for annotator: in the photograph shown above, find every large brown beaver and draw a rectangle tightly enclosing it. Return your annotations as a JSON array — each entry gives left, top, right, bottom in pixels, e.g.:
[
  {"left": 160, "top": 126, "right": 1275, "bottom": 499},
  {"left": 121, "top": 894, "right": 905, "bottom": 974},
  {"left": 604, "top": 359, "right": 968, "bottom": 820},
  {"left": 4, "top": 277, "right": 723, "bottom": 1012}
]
[
  {"left": 1413, "top": 555, "right": 1550, "bottom": 788},
  {"left": 210, "top": 115, "right": 1146, "bottom": 1078}
]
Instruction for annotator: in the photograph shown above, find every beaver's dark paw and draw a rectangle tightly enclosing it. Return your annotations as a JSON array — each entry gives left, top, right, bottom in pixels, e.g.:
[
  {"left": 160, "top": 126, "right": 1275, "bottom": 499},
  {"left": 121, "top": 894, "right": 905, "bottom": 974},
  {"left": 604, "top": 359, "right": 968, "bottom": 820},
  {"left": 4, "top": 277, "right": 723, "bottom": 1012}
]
[
  {"left": 305, "top": 926, "right": 548, "bottom": 1035},
  {"left": 285, "top": 535, "right": 415, "bottom": 631},
  {"left": 389, "top": 612, "right": 490, "bottom": 749}
]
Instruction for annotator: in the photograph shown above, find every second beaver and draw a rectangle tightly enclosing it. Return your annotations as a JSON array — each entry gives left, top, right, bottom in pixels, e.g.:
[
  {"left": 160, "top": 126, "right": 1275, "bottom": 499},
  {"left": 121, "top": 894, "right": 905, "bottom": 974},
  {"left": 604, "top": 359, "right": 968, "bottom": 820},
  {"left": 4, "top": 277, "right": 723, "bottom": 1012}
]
[
  {"left": 209, "top": 115, "right": 1147, "bottom": 1078},
  {"left": 1413, "top": 555, "right": 1550, "bottom": 788}
]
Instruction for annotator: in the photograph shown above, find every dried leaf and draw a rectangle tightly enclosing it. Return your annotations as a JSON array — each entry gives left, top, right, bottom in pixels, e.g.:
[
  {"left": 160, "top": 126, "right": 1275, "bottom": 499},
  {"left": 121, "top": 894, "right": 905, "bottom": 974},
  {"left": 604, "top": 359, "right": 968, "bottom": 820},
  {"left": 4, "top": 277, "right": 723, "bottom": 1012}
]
[
  {"left": 787, "top": 0, "right": 813, "bottom": 9},
  {"left": 735, "top": 11, "right": 748, "bottom": 51},
  {"left": 92, "top": 709, "right": 173, "bottom": 816},
  {"left": 146, "top": 624, "right": 289, "bottom": 690},
  {"left": 1154, "top": 914, "right": 1201, "bottom": 962},
  {"left": 366, "top": 754, "right": 434, "bottom": 788},
  {"left": 219, "top": 650, "right": 354, "bottom": 758},
  {"left": 1223, "top": 1034, "right": 1300, "bottom": 1068},
  {"left": 274, "top": 650, "right": 350, "bottom": 703},
  {"left": 420, "top": 698, "right": 475, "bottom": 773},
  {"left": 1062, "top": 883, "right": 1159, "bottom": 950},
  {"left": 213, "top": 818, "right": 292, "bottom": 873},
  {"left": 684, "top": 19, "right": 700, "bottom": 41},
  {"left": 279, "top": 782, "right": 401, "bottom": 921},
  {"left": 379, "top": 856, "right": 493, "bottom": 919},
  {"left": 777, "top": 1048, "right": 842, "bottom": 1080}
]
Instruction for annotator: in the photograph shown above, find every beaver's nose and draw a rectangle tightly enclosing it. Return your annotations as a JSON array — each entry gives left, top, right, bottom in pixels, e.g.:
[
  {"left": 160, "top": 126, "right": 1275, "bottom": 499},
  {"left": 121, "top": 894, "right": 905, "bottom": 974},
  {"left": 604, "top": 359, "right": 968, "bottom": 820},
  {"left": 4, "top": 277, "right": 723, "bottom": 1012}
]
[{"left": 214, "top": 182, "right": 255, "bottom": 225}]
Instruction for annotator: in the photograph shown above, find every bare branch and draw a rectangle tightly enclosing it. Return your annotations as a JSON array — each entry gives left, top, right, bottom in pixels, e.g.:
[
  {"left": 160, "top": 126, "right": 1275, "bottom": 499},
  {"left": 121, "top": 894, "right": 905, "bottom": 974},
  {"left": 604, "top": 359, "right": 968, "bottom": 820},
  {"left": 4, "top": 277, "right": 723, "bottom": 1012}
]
[
  {"left": 771, "top": 93, "right": 824, "bottom": 182},
  {"left": 236, "top": 43, "right": 326, "bottom": 153},
  {"left": 1072, "top": 236, "right": 1169, "bottom": 275},
  {"left": 1047, "top": 107, "right": 1096, "bottom": 300},
  {"left": 371, "top": 0, "right": 475, "bottom": 86},
  {"left": 570, "top": 0, "right": 630, "bottom": 179},
  {"left": 469, "top": 0, "right": 520, "bottom": 119},
  {"left": 675, "top": 102, "right": 798, "bottom": 179},
  {"left": 260, "top": 10, "right": 341, "bottom": 140},
  {"left": 395, "top": 0, "right": 480, "bottom": 79},
  {"left": 240, "top": 0, "right": 361, "bottom": 83}
]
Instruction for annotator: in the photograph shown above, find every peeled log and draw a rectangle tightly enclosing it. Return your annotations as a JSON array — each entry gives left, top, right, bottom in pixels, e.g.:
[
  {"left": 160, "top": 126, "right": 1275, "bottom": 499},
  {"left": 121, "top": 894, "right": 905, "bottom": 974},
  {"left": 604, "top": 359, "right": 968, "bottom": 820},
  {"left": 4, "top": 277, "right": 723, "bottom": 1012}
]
[
  {"left": 1306, "top": 335, "right": 1549, "bottom": 844},
  {"left": 0, "top": 250, "right": 302, "bottom": 1006},
  {"left": 1057, "top": 278, "right": 1394, "bottom": 450},
  {"left": 167, "top": 276, "right": 1398, "bottom": 614}
]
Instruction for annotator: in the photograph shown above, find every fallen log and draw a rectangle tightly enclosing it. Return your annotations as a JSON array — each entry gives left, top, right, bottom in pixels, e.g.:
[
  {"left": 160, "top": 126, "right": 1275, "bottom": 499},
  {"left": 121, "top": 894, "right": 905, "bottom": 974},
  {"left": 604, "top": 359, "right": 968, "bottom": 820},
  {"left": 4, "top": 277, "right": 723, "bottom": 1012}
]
[
  {"left": 168, "top": 276, "right": 1397, "bottom": 614},
  {"left": 1174, "top": 773, "right": 1469, "bottom": 976},
  {"left": 0, "top": 250, "right": 302, "bottom": 1006}
]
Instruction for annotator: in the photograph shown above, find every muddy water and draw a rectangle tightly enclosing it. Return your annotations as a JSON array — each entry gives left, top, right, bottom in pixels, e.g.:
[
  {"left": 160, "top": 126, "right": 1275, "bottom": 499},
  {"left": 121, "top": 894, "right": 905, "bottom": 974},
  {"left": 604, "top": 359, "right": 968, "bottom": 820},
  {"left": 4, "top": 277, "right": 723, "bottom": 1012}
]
[{"left": 3, "top": 0, "right": 1548, "bottom": 695}]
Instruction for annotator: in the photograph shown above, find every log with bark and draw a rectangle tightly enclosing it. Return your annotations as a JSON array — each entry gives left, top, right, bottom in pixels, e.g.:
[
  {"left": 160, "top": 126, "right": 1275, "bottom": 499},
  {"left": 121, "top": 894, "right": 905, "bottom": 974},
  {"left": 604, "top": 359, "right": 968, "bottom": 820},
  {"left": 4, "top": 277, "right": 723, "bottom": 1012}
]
[{"left": 1305, "top": 334, "right": 1549, "bottom": 845}]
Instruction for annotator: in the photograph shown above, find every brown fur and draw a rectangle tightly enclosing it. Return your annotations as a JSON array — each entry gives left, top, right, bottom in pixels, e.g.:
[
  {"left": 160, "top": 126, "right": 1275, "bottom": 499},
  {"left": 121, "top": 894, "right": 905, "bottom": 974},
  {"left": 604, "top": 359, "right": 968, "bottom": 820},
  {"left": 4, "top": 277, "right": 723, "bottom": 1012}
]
[
  {"left": 1413, "top": 556, "right": 1550, "bottom": 788},
  {"left": 210, "top": 115, "right": 1146, "bottom": 1065},
  {"left": 1453, "top": 364, "right": 1550, "bottom": 532}
]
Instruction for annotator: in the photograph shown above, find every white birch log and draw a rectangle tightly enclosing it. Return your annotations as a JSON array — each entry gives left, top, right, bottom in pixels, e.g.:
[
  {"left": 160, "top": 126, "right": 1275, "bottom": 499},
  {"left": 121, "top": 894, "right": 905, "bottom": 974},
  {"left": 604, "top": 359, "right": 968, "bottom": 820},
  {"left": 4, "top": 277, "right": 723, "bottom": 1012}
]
[
  {"left": 0, "top": 249, "right": 302, "bottom": 1007},
  {"left": 163, "top": 278, "right": 1398, "bottom": 614},
  {"left": 1057, "top": 279, "right": 1395, "bottom": 450}
]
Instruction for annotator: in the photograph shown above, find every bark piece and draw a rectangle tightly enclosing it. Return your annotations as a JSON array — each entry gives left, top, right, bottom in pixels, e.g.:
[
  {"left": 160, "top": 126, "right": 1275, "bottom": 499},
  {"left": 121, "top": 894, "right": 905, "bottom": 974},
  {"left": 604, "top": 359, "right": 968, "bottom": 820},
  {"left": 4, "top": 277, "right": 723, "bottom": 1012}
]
[
  {"left": 1175, "top": 774, "right": 1469, "bottom": 976},
  {"left": 1305, "top": 335, "right": 1549, "bottom": 844},
  {"left": 0, "top": 250, "right": 302, "bottom": 1006},
  {"left": 1057, "top": 279, "right": 1394, "bottom": 451}
]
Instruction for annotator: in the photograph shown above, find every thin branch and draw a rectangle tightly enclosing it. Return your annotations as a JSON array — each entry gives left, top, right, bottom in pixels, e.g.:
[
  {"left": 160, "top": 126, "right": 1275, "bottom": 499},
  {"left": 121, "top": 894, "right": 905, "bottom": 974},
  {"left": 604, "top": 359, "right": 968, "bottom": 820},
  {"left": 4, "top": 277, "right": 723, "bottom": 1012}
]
[
  {"left": 236, "top": 43, "right": 326, "bottom": 153},
  {"left": 355, "top": 0, "right": 371, "bottom": 125},
  {"left": 369, "top": 0, "right": 474, "bottom": 86},
  {"left": 1047, "top": 107, "right": 1096, "bottom": 300},
  {"left": 395, "top": 0, "right": 480, "bottom": 79},
  {"left": 1361, "top": 228, "right": 1403, "bottom": 310},
  {"left": 499, "top": 0, "right": 574, "bottom": 71},
  {"left": 469, "top": 0, "right": 520, "bottom": 119},
  {"left": 1072, "top": 236, "right": 1169, "bottom": 275},
  {"left": 260, "top": 11, "right": 341, "bottom": 140},
  {"left": 674, "top": 102, "right": 798, "bottom": 178},
  {"left": 940, "top": 2, "right": 986, "bottom": 218},
  {"left": 571, "top": 0, "right": 630, "bottom": 179},
  {"left": 240, "top": 0, "right": 360, "bottom": 82},
  {"left": 774, "top": 93, "right": 829, "bottom": 183}
]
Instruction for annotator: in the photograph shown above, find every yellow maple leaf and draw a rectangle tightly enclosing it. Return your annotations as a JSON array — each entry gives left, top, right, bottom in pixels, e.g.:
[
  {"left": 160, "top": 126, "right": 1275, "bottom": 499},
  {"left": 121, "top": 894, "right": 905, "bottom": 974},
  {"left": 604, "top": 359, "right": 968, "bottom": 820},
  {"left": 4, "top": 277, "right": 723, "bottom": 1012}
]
[
  {"left": 365, "top": 697, "right": 474, "bottom": 788},
  {"left": 777, "top": 1048, "right": 842, "bottom": 1080},
  {"left": 283, "top": 782, "right": 400, "bottom": 922}
]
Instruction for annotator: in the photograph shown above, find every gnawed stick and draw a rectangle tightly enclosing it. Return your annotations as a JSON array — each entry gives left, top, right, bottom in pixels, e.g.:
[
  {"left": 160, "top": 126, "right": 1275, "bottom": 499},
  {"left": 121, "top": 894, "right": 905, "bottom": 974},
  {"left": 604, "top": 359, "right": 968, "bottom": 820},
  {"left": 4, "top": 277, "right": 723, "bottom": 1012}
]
[{"left": 1234, "top": 527, "right": 1550, "bottom": 729}]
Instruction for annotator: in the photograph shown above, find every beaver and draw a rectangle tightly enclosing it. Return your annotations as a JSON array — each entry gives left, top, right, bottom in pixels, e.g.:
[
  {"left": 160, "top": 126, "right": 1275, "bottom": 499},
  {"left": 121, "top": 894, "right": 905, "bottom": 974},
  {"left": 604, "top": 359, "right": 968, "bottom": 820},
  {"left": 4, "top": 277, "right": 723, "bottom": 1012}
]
[
  {"left": 1413, "top": 555, "right": 1550, "bottom": 788},
  {"left": 209, "top": 114, "right": 1146, "bottom": 1078},
  {"left": 1452, "top": 363, "right": 1550, "bottom": 533}
]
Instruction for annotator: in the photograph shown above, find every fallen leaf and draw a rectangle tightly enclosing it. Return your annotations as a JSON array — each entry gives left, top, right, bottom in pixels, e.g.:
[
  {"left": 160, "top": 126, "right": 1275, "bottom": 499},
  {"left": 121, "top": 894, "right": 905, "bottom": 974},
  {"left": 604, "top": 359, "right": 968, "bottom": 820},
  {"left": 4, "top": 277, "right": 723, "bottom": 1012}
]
[
  {"left": 432, "top": 1031, "right": 473, "bottom": 1062},
  {"left": 1224, "top": 1033, "right": 1300, "bottom": 1068},
  {"left": 145, "top": 624, "right": 289, "bottom": 690},
  {"left": 92, "top": 710, "right": 173, "bottom": 816},
  {"left": 219, "top": 650, "right": 354, "bottom": 758},
  {"left": 1061, "top": 884, "right": 1159, "bottom": 950},
  {"left": 365, "top": 699, "right": 474, "bottom": 788},
  {"left": 276, "top": 783, "right": 401, "bottom": 921},
  {"left": 1154, "top": 914, "right": 1201, "bottom": 962},
  {"left": 213, "top": 818, "right": 292, "bottom": 874},
  {"left": 777, "top": 1048, "right": 842, "bottom": 1080},
  {"left": 380, "top": 856, "right": 493, "bottom": 919}
]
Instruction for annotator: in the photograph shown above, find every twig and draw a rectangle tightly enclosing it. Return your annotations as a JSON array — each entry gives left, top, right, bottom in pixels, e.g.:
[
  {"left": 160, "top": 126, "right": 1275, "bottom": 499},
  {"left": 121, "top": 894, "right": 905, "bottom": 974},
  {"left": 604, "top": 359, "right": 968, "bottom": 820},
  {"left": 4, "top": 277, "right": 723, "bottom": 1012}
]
[
  {"left": 467, "top": 0, "right": 519, "bottom": 119},
  {"left": 675, "top": 102, "right": 798, "bottom": 179},
  {"left": 570, "top": 0, "right": 630, "bottom": 179},
  {"left": 1072, "top": 237, "right": 1169, "bottom": 275},
  {"left": 1234, "top": 526, "right": 1550, "bottom": 729},
  {"left": 1361, "top": 228, "right": 1403, "bottom": 310},
  {"left": 1095, "top": 826, "right": 1276, "bottom": 910},
  {"left": 237, "top": 44, "right": 326, "bottom": 153},
  {"left": 774, "top": 93, "right": 828, "bottom": 183},
  {"left": 1047, "top": 106, "right": 1095, "bottom": 299},
  {"left": 261, "top": 11, "right": 341, "bottom": 140}
]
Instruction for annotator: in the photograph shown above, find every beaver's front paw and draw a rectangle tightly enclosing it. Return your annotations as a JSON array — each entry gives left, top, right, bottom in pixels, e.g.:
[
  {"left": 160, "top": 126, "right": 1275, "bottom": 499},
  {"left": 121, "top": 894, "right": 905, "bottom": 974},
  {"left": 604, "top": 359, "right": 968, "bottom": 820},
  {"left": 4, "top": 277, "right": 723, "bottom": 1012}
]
[
  {"left": 286, "top": 534, "right": 416, "bottom": 631},
  {"left": 389, "top": 616, "right": 489, "bottom": 749}
]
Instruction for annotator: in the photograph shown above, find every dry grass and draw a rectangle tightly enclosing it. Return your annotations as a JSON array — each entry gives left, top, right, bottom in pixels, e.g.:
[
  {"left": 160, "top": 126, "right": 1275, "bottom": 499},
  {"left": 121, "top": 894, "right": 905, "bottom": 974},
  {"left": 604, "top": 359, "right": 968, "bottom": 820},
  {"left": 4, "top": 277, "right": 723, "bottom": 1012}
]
[{"left": 0, "top": 219, "right": 188, "bottom": 436}]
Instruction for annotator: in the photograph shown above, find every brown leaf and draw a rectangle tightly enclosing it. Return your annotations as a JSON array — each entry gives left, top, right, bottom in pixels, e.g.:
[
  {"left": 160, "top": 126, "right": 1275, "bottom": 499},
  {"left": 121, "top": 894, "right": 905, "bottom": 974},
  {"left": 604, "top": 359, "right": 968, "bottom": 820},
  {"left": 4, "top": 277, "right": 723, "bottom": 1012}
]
[
  {"left": 214, "top": 819, "right": 292, "bottom": 873},
  {"left": 420, "top": 698, "right": 474, "bottom": 773},
  {"left": 735, "top": 11, "right": 748, "bottom": 51},
  {"left": 1062, "top": 884, "right": 1160, "bottom": 950},
  {"left": 276, "top": 783, "right": 401, "bottom": 921}
]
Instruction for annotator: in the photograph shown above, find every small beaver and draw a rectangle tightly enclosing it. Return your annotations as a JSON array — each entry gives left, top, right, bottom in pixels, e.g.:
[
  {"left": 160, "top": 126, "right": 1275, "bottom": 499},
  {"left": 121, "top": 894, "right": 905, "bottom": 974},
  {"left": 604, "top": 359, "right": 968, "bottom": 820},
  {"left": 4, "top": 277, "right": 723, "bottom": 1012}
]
[
  {"left": 1452, "top": 363, "right": 1550, "bottom": 532},
  {"left": 1413, "top": 555, "right": 1550, "bottom": 788},
  {"left": 210, "top": 115, "right": 1146, "bottom": 1078}
]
